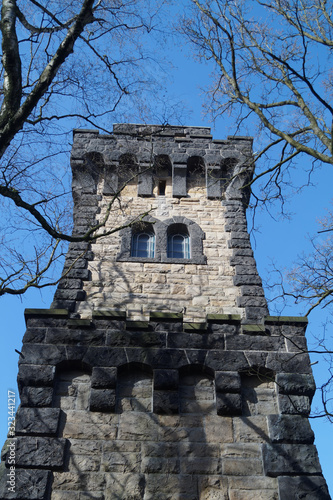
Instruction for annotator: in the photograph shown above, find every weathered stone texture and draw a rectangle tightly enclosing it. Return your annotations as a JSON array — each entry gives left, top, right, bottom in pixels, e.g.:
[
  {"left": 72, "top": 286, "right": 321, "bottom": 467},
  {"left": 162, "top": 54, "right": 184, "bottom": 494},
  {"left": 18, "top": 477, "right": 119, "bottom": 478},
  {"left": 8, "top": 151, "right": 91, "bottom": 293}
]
[{"left": 0, "top": 125, "right": 329, "bottom": 500}]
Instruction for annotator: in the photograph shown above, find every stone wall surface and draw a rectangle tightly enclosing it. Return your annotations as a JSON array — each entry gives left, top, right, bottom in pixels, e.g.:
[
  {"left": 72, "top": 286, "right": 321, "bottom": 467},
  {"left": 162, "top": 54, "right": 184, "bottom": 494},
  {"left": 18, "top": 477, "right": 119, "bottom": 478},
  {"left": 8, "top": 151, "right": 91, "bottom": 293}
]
[{"left": 0, "top": 125, "right": 330, "bottom": 500}]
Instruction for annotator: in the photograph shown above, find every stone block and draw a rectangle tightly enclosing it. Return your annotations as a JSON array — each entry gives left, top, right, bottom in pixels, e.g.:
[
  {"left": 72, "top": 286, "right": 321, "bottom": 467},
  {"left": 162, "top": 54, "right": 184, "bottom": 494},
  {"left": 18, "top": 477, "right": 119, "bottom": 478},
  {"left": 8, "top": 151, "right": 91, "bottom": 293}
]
[
  {"left": 20, "top": 387, "right": 54, "bottom": 407},
  {"left": 216, "top": 393, "right": 242, "bottom": 416},
  {"left": 278, "top": 475, "right": 330, "bottom": 500},
  {"left": 22, "top": 328, "right": 46, "bottom": 343},
  {"left": 215, "top": 371, "right": 241, "bottom": 393},
  {"left": 203, "top": 415, "right": 233, "bottom": 443},
  {"left": 267, "top": 415, "right": 314, "bottom": 444},
  {"left": 153, "top": 390, "right": 179, "bottom": 414},
  {"left": 222, "top": 457, "right": 263, "bottom": 476},
  {"left": 15, "top": 408, "right": 61, "bottom": 435},
  {"left": 142, "top": 456, "right": 179, "bottom": 474},
  {"left": 17, "top": 364, "right": 55, "bottom": 388},
  {"left": 91, "top": 367, "right": 117, "bottom": 389},
  {"left": 278, "top": 394, "right": 311, "bottom": 415},
  {"left": 105, "top": 473, "right": 145, "bottom": 500},
  {"left": 263, "top": 444, "right": 322, "bottom": 477},
  {"left": 198, "top": 476, "right": 229, "bottom": 500},
  {"left": 101, "top": 451, "right": 141, "bottom": 473},
  {"left": 276, "top": 373, "right": 315, "bottom": 398},
  {"left": 233, "top": 416, "right": 269, "bottom": 443},
  {"left": 52, "top": 471, "right": 105, "bottom": 491},
  {"left": 0, "top": 466, "right": 51, "bottom": 499},
  {"left": 180, "top": 457, "right": 222, "bottom": 475},
  {"left": 143, "top": 473, "right": 198, "bottom": 500},
  {"left": 154, "top": 369, "right": 179, "bottom": 390},
  {"left": 117, "top": 412, "right": 159, "bottom": 441},
  {"left": 11, "top": 437, "right": 67, "bottom": 468},
  {"left": 90, "top": 389, "right": 116, "bottom": 412},
  {"left": 266, "top": 352, "right": 312, "bottom": 374}
]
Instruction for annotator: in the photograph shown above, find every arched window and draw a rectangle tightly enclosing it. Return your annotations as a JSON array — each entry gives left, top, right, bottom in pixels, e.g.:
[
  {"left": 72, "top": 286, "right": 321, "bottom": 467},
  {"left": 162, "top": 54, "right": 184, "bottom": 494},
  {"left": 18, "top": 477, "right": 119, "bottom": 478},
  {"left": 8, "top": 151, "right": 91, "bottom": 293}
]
[
  {"left": 167, "top": 226, "right": 190, "bottom": 259},
  {"left": 131, "top": 231, "right": 155, "bottom": 258}
]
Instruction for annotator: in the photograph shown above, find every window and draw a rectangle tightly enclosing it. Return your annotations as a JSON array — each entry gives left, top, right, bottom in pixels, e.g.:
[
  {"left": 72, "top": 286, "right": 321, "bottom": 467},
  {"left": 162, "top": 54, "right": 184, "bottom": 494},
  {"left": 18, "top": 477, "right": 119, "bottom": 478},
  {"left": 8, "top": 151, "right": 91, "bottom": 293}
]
[
  {"left": 167, "top": 233, "right": 190, "bottom": 259},
  {"left": 131, "top": 232, "right": 155, "bottom": 258},
  {"left": 117, "top": 216, "right": 206, "bottom": 264}
]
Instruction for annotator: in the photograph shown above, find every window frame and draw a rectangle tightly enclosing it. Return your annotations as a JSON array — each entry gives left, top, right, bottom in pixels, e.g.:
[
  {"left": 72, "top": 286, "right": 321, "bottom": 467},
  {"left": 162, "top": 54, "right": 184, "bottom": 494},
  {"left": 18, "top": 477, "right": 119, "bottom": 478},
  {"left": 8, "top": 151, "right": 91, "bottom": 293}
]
[{"left": 131, "top": 231, "right": 155, "bottom": 258}]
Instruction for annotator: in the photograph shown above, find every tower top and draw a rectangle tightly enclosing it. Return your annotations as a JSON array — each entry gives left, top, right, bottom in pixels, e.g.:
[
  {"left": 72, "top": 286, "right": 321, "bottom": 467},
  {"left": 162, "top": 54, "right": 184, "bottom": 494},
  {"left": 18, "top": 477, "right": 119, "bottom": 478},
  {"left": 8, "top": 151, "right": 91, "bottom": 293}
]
[{"left": 53, "top": 124, "right": 266, "bottom": 323}]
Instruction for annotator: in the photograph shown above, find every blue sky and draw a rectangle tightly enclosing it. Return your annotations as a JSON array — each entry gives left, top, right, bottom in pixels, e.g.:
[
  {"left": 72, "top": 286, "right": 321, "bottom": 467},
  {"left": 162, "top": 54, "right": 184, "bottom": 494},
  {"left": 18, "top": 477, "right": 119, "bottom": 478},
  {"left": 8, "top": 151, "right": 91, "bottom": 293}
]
[{"left": 0, "top": 3, "right": 332, "bottom": 495}]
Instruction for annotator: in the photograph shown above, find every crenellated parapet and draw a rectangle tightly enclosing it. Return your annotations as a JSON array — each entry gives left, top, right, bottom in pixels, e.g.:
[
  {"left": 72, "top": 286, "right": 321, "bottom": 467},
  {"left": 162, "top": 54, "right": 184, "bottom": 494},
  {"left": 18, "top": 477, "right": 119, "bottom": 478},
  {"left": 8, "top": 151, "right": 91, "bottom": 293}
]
[{"left": 0, "top": 124, "right": 330, "bottom": 500}]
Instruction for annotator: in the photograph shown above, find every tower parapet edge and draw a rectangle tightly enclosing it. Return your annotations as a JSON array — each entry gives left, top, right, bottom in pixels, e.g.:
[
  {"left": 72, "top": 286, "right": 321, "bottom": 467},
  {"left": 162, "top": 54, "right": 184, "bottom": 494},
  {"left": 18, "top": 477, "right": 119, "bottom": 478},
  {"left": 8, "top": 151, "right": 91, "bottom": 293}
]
[
  {"left": 53, "top": 124, "right": 267, "bottom": 323},
  {"left": 0, "top": 124, "right": 330, "bottom": 500}
]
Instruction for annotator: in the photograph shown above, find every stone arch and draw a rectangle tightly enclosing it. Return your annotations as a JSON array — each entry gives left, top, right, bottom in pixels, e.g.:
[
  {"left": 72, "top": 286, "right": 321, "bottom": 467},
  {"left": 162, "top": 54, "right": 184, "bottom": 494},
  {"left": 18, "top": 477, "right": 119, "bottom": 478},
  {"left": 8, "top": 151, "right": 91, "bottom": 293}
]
[
  {"left": 160, "top": 216, "right": 206, "bottom": 264},
  {"left": 116, "top": 362, "right": 153, "bottom": 413},
  {"left": 117, "top": 215, "right": 160, "bottom": 262}
]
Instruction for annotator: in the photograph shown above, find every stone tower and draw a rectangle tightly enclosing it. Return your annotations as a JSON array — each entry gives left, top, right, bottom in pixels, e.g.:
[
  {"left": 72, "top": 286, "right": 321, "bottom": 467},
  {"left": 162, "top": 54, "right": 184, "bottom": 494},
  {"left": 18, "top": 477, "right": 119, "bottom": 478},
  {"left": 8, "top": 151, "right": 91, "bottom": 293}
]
[{"left": 0, "top": 124, "right": 330, "bottom": 499}]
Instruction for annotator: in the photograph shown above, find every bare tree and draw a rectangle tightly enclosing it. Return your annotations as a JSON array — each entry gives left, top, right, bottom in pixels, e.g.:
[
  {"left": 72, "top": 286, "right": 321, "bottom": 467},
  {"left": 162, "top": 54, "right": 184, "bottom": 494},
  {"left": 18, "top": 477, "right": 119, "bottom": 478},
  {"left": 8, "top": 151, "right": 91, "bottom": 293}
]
[
  {"left": 182, "top": 0, "right": 333, "bottom": 205},
  {"left": 0, "top": 0, "right": 175, "bottom": 295},
  {"left": 182, "top": 0, "right": 333, "bottom": 420}
]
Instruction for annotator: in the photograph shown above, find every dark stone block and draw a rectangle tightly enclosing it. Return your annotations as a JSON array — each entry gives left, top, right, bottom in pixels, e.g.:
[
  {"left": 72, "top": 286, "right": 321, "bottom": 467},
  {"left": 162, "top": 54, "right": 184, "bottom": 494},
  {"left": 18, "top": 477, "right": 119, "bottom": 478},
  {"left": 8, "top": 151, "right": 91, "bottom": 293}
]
[
  {"left": 45, "top": 327, "right": 105, "bottom": 346},
  {"left": 83, "top": 347, "right": 127, "bottom": 367},
  {"left": 20, "top": 387, "right": 53, "bottom": 407},
  {"left": 153, "top": 390, "right": 179, "bottom": 414},
  {"left": 20, "top": 345, "right": 66, "bottom": 366},
  {"left": 278, "top": 475, "right": 330, "bottom": 500},
  {"left": 65, "top": 268, "right": 90, "bottom": 280},
  {"left": 57, "top": 278, "right": 83, "bottom": 289},
  {"left": 206, "top": 167, "right": 221, "bottom": 199},
  {"left": 276, "top": 373, "right": 316, "bottom": 398},
  {"left": 263, "top": 444, "right": 322, "bottom": 477},
  {"left": 91, "top": 367, "right": 117, "bottom": 389},
  {"left": 138, "top": 171, "right": 153, "bottom": 196},
  {"left": 168, "top": 332, "right": 224, "bottom": 350},
  {"left": 237, "top": 296, "right": 268, "bottom": 308},
  {"left": 278, "top": 394, "right": 311, "bottom": 416},
  {"left": 18, "top": 365, "right": 55, "bottom": 388},
  {"left": 106, "top": 331, "right": 166, "bottom": 348},
  {"left": 154, "top": 369, "right": 179, "bottom": 390},
  {"left": 215, "top": 371, "right": 241, "bottom": 393},
  {"left": 216, "top": 393, "right": 242, "bottom": 416},
  {"left": 53, "top": 289, "right": 86, "bottom": 301},
  {"left": 233, "top": 275, "right": 263, "bottom": 286},
  {"left": 226, "top": 334, "right": 284, "bottom": 351},
  {"left": 172, "top": 165, "right": 187, "bottom": 198},
  {"left": 266, "top": 352, "right": 312, "bottom": 374},
  {"left": 15, "top": 408, "right": 61, "bottom": 436},
  {"left": 90, "top": 389, "right": 116, "bottom": 412},
  {"left": 285, "top": 336, "right": 308, "bottom": 353},
  {"left": 50, "top": 299, "right": 75, "bottom": 312},
  {"left": 206, "top": 350, "right": 248, "bottom": 371},
  {"left": 228, "top": 238, "right": 252, "bottom": 249},
  {"left": 230, "top": 256, "right": 256, "bottom": 266},
  {"left": 267, "top": 415, "right": 314, "bottom": 444},
  {"left": 22, "top": 328, "right": 46, "bottom": 344},
  {"left": 0, "top": 466, "right": 51, "bottom": 499},
  {"left": 244, "top": 306, "right": 269, "bottom": 320},
  {"left": 8, "top": 437, "right": 67, "bottom": 469}
]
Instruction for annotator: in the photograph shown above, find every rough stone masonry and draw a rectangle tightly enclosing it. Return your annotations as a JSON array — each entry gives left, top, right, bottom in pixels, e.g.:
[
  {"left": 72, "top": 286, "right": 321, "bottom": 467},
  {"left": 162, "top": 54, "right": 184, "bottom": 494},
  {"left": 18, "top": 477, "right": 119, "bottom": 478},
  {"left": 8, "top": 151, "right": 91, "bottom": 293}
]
[{"left": 0, "top": 124, "right": 330, "bottom": 499}]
